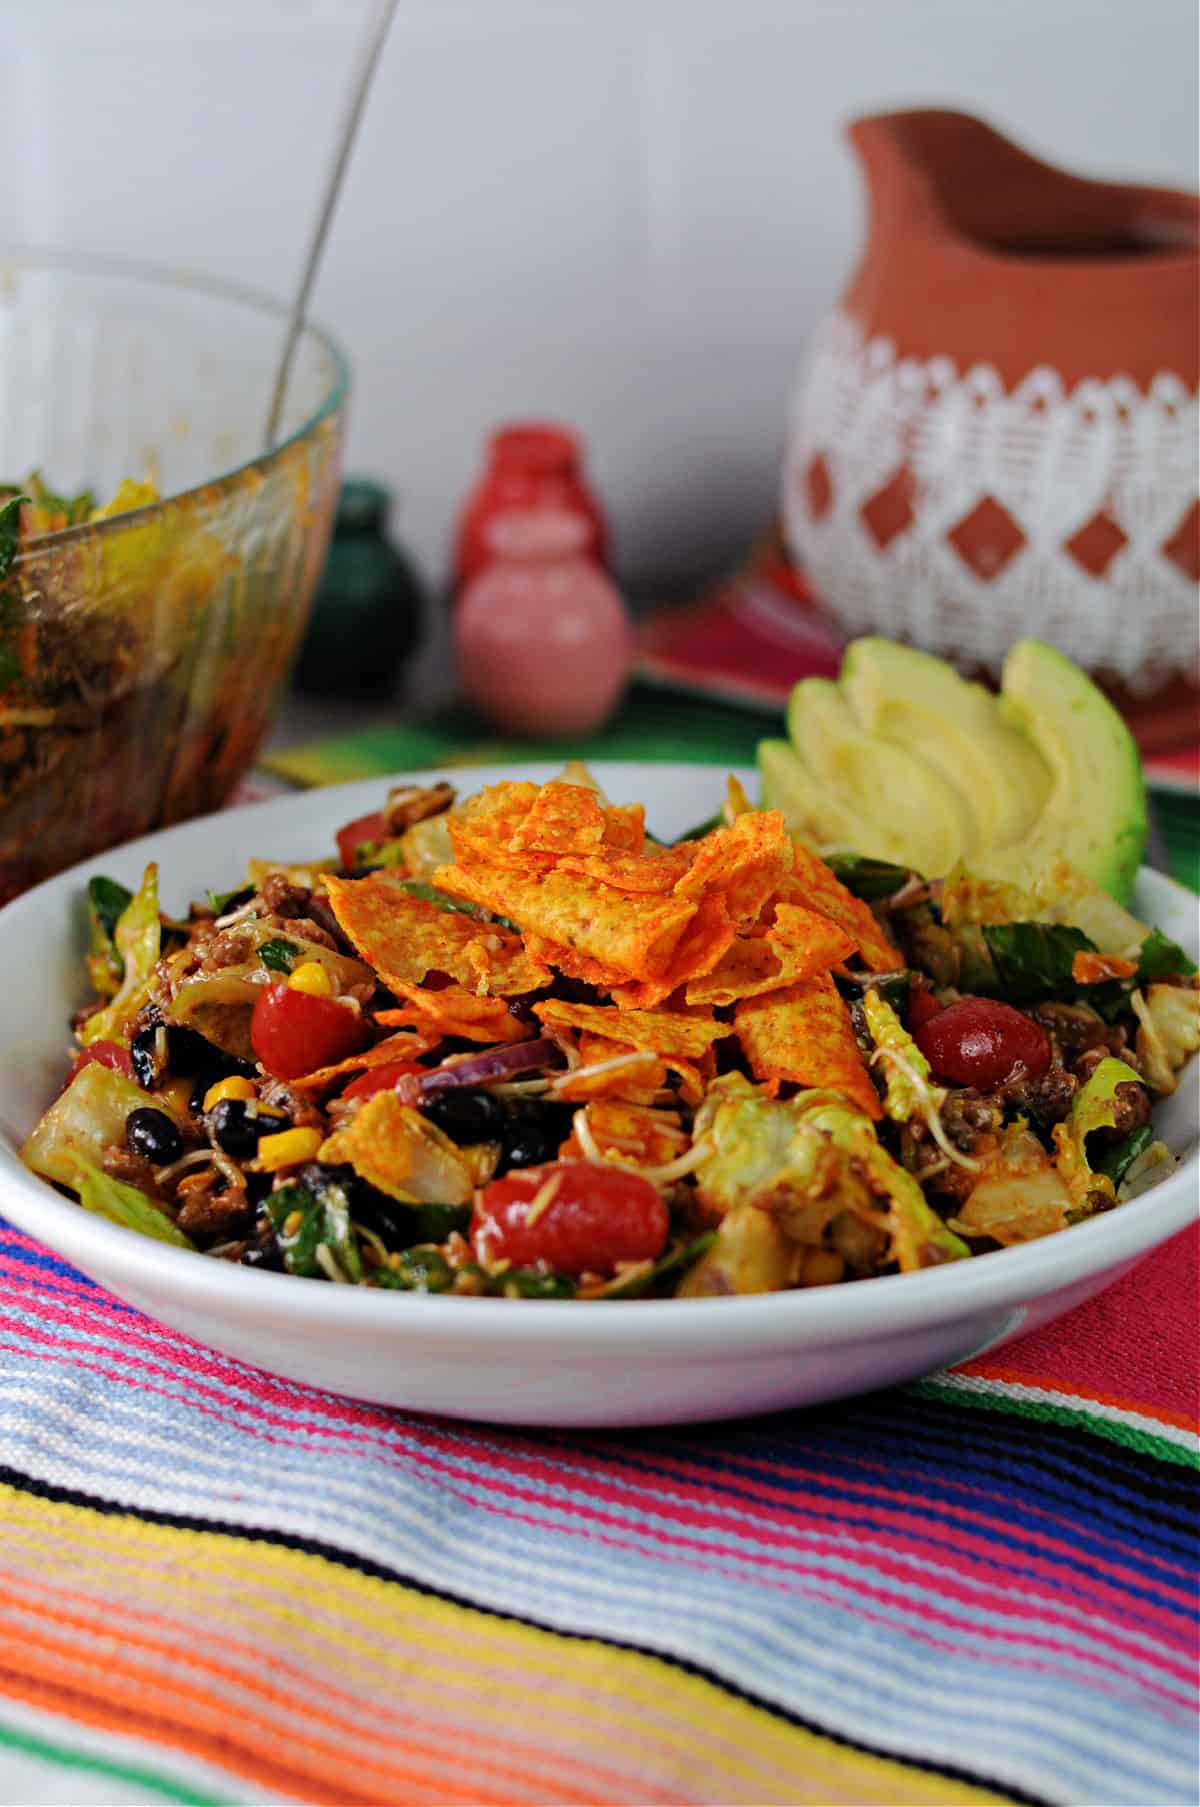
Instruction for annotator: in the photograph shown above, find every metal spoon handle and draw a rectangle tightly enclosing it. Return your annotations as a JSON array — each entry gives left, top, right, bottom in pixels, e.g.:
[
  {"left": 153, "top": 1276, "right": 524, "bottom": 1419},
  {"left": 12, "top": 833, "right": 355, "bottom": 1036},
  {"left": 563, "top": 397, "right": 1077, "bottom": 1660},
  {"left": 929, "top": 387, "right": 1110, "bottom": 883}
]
[{"left": 264, "top": 0, "right": 398, "bottom": 451}]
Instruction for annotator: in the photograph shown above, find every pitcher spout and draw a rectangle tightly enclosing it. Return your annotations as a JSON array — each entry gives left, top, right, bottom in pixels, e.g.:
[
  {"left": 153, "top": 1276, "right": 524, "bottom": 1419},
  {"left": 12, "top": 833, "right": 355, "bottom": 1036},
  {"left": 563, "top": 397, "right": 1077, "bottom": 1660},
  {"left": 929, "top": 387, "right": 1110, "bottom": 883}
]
[{"left": 846, "top": 107, "right": 1199, "bottom": 262}]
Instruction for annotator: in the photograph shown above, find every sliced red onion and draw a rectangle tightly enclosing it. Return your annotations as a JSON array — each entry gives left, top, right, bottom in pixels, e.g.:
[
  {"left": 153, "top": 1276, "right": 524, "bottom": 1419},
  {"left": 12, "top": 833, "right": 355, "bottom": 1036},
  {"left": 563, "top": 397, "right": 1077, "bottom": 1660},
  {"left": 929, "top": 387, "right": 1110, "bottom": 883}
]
[{"left": 393, "top": 1035, "right": 564, "bottom": 1104}]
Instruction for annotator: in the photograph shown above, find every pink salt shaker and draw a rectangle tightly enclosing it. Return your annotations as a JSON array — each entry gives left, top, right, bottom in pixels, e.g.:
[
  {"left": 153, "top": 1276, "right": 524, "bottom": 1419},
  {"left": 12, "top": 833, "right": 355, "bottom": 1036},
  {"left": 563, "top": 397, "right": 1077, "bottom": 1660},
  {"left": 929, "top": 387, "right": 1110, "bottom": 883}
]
[{"left": 454, "top": 509, "right": 631, "bottom": 737}]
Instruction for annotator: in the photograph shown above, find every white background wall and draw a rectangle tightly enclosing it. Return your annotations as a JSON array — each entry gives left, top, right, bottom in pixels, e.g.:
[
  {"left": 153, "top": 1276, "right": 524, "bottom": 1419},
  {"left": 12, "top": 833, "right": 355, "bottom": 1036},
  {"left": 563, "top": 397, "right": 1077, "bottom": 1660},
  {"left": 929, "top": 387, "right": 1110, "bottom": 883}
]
[{"left": 3, "top": 0, "right": 1197, "bottom": 596}]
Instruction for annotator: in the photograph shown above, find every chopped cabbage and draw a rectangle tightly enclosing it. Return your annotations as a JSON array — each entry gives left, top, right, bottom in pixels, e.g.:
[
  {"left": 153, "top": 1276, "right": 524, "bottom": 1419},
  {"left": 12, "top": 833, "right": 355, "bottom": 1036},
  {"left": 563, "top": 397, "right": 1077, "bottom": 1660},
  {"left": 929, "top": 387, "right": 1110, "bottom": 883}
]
[
  {"left": 79, "top": 864, "right": 160, "bottom": 1046},
  {"left": 863, "top": 987, "right": 934, "bottom": 1123},
  {"left": 1132, "top": 984, "right": 1200, "bottom": 1096}
]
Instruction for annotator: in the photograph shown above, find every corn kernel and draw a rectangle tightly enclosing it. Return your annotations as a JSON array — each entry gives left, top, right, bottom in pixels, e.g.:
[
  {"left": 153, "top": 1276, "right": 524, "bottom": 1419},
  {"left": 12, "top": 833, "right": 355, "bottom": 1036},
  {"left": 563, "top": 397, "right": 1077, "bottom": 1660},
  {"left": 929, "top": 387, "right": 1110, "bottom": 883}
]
[
  {"left": 254, "top": 1126, "right": 323, "bottom": 1171},
  {"left": 159, "top": 1078, "right": 193, "bottom": 1123},
  {"left": 203, "top": 1074, "right": 256, "bottom": 1112},
  {"left": 288, "top": 961, "right": 333, "bottom": 998}
]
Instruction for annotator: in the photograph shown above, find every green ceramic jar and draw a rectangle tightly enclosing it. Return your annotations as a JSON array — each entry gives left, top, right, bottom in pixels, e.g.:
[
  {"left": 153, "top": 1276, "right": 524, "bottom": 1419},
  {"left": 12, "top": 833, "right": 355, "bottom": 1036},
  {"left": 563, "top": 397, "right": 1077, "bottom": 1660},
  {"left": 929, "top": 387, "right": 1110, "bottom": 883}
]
[{"left": 293, "top": 479, "right": 424, "bottom": 694}]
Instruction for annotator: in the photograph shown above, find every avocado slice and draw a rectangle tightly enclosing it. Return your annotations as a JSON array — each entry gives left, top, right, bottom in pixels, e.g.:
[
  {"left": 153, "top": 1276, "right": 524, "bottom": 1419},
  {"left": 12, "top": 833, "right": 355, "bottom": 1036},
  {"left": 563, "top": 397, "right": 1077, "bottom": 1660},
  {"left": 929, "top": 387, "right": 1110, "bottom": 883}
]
[
  {"left": 841, "top": 638, "right": 1052, "bottom": 848},
  {"left": 759, "top": 738, "right": 915, "bottom": 862},
  {"left": 983, "top": 641, "right": 1147, "bottom": 904},
  {"left": 787, "top": 679, "right": 977, "bottom": 876}
]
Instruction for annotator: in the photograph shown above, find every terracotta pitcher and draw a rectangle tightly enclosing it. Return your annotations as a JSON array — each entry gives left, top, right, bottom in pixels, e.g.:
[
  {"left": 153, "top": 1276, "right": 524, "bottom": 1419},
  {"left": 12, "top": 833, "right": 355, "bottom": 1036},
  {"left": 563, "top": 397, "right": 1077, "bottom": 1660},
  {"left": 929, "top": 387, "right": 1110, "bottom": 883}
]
[{"left": 783, "top": 110, "right": 1199, "bottom": 724}]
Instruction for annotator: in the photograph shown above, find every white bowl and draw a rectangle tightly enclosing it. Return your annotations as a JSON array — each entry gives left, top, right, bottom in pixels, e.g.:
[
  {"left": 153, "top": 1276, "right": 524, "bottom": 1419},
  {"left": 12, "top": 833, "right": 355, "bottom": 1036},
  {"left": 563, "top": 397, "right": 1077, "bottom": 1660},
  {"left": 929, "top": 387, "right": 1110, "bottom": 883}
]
[{"left": 0, "top": 762, "right": 1195, "bottom": 1427}]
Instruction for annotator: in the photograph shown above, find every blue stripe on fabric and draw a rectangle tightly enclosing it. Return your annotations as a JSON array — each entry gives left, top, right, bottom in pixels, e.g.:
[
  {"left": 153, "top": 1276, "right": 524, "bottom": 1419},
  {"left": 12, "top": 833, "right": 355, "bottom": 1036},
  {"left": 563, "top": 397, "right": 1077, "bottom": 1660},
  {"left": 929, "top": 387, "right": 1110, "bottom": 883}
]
[
  {"left": 0, "top": 1289, "right": 1195, "bottom": 1620},
  {"left": 0, "top": 1341, "right": 1194, "bottom": 1806}
]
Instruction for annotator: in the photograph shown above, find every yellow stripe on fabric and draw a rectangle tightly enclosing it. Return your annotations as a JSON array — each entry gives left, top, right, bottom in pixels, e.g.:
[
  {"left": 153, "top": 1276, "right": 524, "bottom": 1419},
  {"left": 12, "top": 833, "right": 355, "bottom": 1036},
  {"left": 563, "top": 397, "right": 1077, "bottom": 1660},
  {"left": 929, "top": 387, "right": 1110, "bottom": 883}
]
[{"left": 0, "top": 1485, "right": 1016, "bottom": 1807}]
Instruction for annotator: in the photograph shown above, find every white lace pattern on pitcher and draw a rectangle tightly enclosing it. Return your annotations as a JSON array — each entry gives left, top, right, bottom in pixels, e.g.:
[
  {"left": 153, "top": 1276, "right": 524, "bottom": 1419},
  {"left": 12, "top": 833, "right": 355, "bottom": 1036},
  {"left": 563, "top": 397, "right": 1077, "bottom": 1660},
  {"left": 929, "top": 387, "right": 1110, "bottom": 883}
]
[{"left": 782, "top": 312, "right": 1199, "bottom": 692}]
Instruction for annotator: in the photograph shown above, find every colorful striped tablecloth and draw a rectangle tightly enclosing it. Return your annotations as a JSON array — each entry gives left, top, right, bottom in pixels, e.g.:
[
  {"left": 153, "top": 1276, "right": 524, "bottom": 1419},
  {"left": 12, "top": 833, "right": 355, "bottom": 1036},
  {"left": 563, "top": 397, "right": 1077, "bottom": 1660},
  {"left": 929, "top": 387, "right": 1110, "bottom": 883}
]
[{"left": 0, "top": 1215, "right": 1196, "bottom": 1806}]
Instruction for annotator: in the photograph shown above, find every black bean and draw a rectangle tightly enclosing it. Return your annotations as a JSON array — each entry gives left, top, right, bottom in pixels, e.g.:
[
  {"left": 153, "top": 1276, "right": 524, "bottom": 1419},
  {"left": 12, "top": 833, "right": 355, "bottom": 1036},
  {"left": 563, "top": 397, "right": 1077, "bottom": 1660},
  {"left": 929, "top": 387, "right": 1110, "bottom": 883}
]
[
  {"left": 164, "top": 1025, "right": 231, "bottom": 1076},
  {"left": 189, "top": 1053, "right": 257, "bottom": 1114},
  {"left": 130, "top": 1025, "right": 161, "bottom": 1089},
  {"left": 422, "top": 1086, "right": 507, "bottom": 1145},
  {"left": 498, "top": 1102, "right": 576, "bottom": 1173},
  {"left": 209, "top": 1099, "right": 265, "bottom": 1159},
  {"left": 125, "top": 1107, "right": 183, "bottom": 1166},
  {"left": 241, "top": 1211, "right": 284, "bottom": 1270}
]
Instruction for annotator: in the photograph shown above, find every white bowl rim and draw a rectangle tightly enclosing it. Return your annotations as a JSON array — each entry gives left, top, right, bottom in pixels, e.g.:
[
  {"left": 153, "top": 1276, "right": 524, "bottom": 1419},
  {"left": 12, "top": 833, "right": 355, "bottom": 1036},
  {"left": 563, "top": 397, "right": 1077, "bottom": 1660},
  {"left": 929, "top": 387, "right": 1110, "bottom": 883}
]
[{"left": 0, "top": 760, "right": 1194, "bottom": 1356}]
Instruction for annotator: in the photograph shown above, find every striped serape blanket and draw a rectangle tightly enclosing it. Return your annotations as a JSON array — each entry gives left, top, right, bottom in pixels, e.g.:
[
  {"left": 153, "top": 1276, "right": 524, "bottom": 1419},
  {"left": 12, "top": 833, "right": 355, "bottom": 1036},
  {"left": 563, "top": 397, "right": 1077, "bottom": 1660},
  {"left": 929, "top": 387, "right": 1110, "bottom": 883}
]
[{"left": 0, "top": 1208, "right": 1195, "bottom": 1807}]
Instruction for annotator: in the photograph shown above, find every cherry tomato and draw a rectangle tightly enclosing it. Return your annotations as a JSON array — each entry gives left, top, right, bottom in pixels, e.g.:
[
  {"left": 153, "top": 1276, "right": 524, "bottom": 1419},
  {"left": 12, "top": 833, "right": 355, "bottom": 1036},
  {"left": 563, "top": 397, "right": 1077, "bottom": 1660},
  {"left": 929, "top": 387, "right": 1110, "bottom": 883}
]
[
  {"left": 914, "top": 997, "right": 1051, "bottom": 1089},
  {"left": 250, "top": 983, "right": 370, "bottom": 1081},
  {"left": 471, "top": 1161, "right": 668, "bottom": 1278},
  {"left": 335, "top": 809, "right": 387, "bottom": 871},
  {"left": 343, "top": 1058, "right": 427, "bottom": 1101},
  {"left": 66, "top": 1039, "right": 134, "bottom": 1087},
  {"left": 907, "top": 988, "right": 944, "bottom": 1029}
]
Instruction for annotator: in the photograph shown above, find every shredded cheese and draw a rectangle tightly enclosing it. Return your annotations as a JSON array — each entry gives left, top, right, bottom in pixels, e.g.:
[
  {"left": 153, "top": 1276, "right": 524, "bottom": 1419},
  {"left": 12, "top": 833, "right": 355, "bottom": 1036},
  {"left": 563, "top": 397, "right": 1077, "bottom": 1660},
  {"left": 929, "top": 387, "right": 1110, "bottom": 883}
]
[
  {"left": 523, "top": 1170, "right": 564, "bottom": 1228},
  {"left": 869, "top": 1046, "right": 982, "bottom": 1171},
  {"left": 550, "top": 1049, "right": 660, "bottom": 1094},
  {"left": 314, "top": 1243, "right": 350, "bottom": 1283}
]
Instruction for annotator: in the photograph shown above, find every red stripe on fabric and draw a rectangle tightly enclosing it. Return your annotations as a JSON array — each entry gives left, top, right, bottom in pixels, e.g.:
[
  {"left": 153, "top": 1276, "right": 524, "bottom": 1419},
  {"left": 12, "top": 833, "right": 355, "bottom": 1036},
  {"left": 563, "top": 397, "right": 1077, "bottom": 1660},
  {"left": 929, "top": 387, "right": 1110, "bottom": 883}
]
[
  {"left": 3, "top": 1289, "right": 1195, "bottom": 1627},
  {"left": 959, "top": 1226, "right": 1200, "bottom": 1423},
  {"left": 3, "top": 1278, "right": 1196, "bottom": 1627},
  {"left": 2, "top": 1320, "right": 1195, "bottom": 1680}
]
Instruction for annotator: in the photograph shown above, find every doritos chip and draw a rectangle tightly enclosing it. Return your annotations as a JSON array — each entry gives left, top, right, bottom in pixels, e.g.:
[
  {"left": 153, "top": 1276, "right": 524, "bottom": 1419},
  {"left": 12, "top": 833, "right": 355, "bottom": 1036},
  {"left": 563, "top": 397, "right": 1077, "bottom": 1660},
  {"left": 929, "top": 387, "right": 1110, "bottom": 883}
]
[
  {"left": 447, "top": 783, "right": 556, "bottom": 870},
  {"left": 777, "top": 842, "right": 901, "bottom": 973},
  {"left": 560, "top": 1098, "right": 688, "bottom": 1171},
  {"left": 610, "top": 892, "right": 736, "bottom": 1009},
  {"left": 317, "top": 1092, "right": 474, "bottom": 1204},
  {"left": 534, "top": 997, "right": 729, "bottom": 1058},
  {"left": 556, "top": 843, "right": 694, "bottom": 894},
  {"left": 435, "top": 862, "right": 696, "bottom": 985},
  {"left": 553, "top": 1033, "right": 666, "bottom": 1104},
  {"left": 734, "top": 973, "right": 882, "bottom": 1119},
  {"left": 685, "top": 903, "right": 857, "bottom": 1007},
  {"left": 376, "top": 985, "right": 532, "bottom": 1044},
  {"left": 450, "top": 780, "right": 646, "bottom": 866},
  {"left": 291, "top": 1029, "right": 438, "bottom": 1092},
  {"left": 507, "top": 780, "right": 608, "bottom": 855},
  {"left": 326, "top": 873, "right": 549, "bottom": 997},
  {"left": 673, "top": 811, "right": 791, "bottom": 922}
]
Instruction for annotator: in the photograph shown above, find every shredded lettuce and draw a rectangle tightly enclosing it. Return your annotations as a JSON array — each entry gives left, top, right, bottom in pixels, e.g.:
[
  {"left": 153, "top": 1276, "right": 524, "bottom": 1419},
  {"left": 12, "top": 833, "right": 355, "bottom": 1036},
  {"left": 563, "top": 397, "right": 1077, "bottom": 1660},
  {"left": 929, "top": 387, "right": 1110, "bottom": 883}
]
[
  {"left": 1051, "top": 1056, "right": 1143, "bottom": 1207},
  {"left": 79, "top": 864, "right": 161, "bottom": 1046},
  {"left": 74, "top": 1162, "right": 195, "bottom": 1248},
  {"left": 862, "top": 987, "right": 933, "bottom": 1123}
]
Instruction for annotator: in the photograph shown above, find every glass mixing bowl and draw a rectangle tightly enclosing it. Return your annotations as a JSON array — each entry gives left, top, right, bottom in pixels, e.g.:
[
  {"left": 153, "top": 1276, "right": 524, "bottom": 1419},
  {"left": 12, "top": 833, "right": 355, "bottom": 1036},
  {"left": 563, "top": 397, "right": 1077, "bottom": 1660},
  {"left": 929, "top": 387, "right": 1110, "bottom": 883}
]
[{"left": 0, "top": 251, "right": 348, "bottom": 904}]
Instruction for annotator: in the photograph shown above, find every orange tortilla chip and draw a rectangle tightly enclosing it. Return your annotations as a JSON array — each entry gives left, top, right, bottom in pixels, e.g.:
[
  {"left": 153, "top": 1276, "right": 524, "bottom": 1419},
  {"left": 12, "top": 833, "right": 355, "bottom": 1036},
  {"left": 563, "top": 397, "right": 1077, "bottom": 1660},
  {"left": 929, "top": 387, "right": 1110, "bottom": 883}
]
[
  {"left": 376, "top": 985, "right": 531, "bottom": 1044},
  {"left": 610, "top": 892, "right": 736, "bottom": 1008},
  {"left": 534, "top": 997, "right": 728, "bottom": 1059},
  {"left": 449, "top": 780, "right": 646, "bottom": 866},
  {"left": 560, "top": 1098, "right": 688, "bottom": 1170},
  {"left": 507, "top": 780, "right": 609, "bottom": 854},
  {"left": 734, "top": 973, "right": 882, "bottom": 1119},
  {"left": 556, "top": 843, "right": 694, "bottom": 894},
  {"left": 554, "top": 1033, "right": 666, "bottom": 1104},
  {"left": 673, "top": 811, "right": 790, "bottom": 921},
  {"left": 326, "top": 873, "right": 549, "bottom": 997},
  {"left": 291, "top": 1029, "right": 438, "bottom": 1092},
  {"left": 447, "top": 783, "right": 557, "bottom": 871},
  {"left": 778, "top": 842, "right": 901, "bottom": 972},
  {"left": 685, "top": 903, "right": 856, "bottom": 1007},
  {"left": 435, "top": 862, "right": 696, "bottom": 985}
]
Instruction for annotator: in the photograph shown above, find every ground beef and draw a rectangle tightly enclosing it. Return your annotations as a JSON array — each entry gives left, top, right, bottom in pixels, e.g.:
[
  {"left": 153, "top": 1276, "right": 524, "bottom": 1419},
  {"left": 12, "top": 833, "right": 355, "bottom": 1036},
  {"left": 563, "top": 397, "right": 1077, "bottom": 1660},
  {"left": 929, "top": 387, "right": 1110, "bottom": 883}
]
[
  {"left": 175, "top": 1171, "right": 252, "bottom": 1242},
  {"left": 939, "top": 1089, "right": 1004, "bottom": 1151},
  {"left": 1027, "top": 1001, "right": 1124, "bottom": 1067},
  {"left": 894, "top": 908, "right": 962, "bottom": 989},
  {"left": 101, "top": 1144, "right": 162, "bottom": 1198},
  {"left": 260, "top": 874, "right": 313, "bottom": 918},
  {"left": 197, "top": 926, "right": 256, "bottom": 973},
  {"left": 383, "top": 781, "right": 455, "bottom": 830},
  {"left": 1085, "top": 1079, "right": 1153, "bottom": 1151},
  {"left": 997, "top": 1063, "right": 1078, "bottom": 1129}
]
